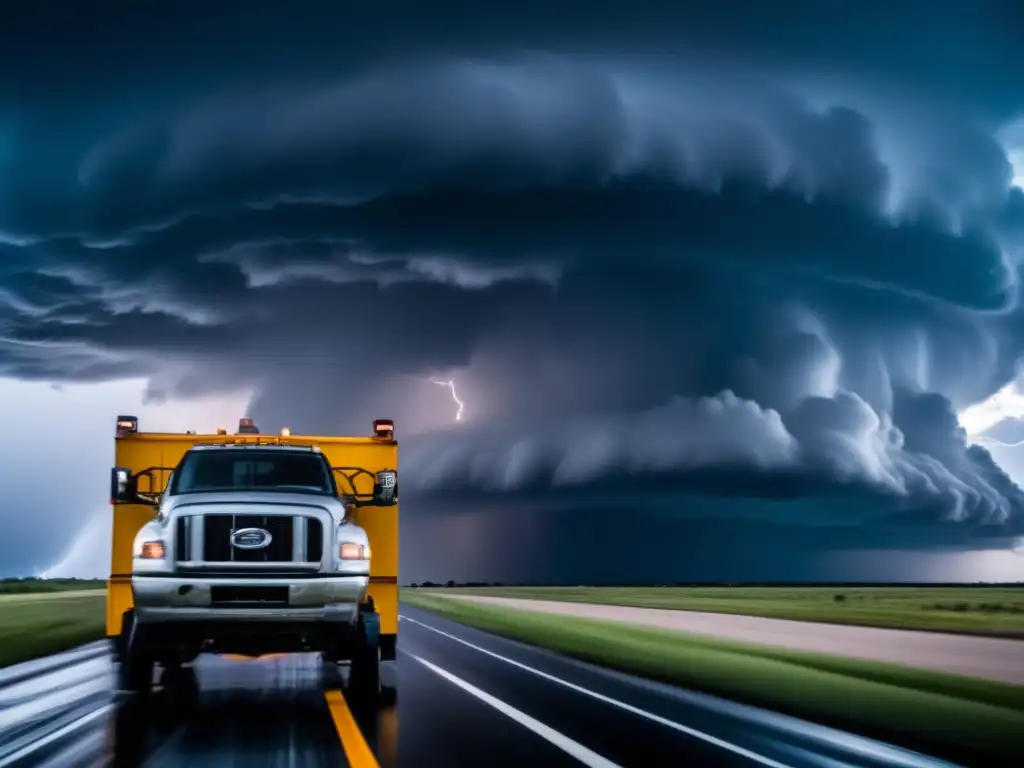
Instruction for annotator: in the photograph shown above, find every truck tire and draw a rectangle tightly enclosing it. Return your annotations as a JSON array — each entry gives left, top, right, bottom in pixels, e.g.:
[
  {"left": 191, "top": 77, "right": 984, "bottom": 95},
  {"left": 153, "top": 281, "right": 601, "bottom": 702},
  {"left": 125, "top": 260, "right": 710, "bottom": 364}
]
[
  {"left": 161, "top": 663, "right": 199, "bottom": 712},
  {"left": 351, "top": 644, "right": 381, "bottom": 697},
  {"left": 349, "top": 610, "right": 381, "bottom": 698},
  {"left": 118, "top": 610, "right": 154, "bottom": 695},
  {"left": 120, "top": 647, "right": 154, "bottom": 694},
  {"left": 109, "top": 634, "right": 124, "bottom": 664}
]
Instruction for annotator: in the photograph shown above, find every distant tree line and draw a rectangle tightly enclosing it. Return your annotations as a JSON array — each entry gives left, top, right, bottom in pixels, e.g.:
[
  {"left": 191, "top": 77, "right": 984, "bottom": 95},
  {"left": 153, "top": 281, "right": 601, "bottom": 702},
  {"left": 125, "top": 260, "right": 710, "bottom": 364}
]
[
  {"left": 0, "top": 577, "right": 106, "bottom": 594},
  {"left": 403, "top": 580, "right": 1023, "bottom": 589},
  {"left": 406, "top": 581, "right": 507, "bottom": 588}
]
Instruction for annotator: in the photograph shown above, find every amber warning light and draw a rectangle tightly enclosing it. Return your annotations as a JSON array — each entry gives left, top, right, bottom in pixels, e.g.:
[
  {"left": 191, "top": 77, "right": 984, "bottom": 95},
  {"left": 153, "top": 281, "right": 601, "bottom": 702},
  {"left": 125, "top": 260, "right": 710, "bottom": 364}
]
[
  {"left": 115, "top": 415, "right": 138, "bottom": 436},
  {"left": 373, "top": 419, "right": 394, "bottom": 438}
]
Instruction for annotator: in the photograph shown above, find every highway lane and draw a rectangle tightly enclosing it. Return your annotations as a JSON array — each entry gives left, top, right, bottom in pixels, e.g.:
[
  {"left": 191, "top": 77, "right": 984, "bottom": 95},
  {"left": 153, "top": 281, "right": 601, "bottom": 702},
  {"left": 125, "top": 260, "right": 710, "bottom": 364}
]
[
  {"left": 0, "top": 607, "right": 969, "bottom": 767},
  {"left": 396, "top": 605, "right": 965, "bottom": 768}
]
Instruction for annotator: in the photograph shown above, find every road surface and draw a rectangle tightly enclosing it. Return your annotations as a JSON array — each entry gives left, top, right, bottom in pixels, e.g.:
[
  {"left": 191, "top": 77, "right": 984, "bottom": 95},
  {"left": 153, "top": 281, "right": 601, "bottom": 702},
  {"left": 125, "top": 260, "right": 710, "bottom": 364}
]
[
  {"left": 439, "top": 594, "right": 1024, "bottom": 684},
  {"left": 0, "top": 604, "right": 970, "bottom": 768}
]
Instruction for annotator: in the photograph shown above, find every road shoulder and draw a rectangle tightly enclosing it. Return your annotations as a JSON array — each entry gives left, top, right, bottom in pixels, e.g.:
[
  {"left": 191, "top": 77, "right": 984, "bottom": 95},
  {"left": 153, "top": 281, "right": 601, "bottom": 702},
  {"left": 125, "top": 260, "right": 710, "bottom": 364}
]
[
  {"left": 401, "top": 592, "right": 1024, "bottom": 766},
  {"left": 439, "top": 593, "right": 1024, "bottom": 684}
]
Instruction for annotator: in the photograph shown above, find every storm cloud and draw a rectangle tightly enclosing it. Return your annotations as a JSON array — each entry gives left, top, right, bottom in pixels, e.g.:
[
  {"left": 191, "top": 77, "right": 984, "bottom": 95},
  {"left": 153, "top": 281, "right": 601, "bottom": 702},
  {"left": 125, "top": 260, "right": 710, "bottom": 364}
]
[{"left": 3, "top": 1, "right": 1024, "bottom": 579}]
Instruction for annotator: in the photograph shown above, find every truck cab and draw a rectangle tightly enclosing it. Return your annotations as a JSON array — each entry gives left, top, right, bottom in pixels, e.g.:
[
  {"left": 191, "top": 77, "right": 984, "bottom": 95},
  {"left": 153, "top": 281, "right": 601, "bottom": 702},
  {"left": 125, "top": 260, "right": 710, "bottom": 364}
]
[{"left": 108, "top": 417, "right": 399, "bottom": 699}]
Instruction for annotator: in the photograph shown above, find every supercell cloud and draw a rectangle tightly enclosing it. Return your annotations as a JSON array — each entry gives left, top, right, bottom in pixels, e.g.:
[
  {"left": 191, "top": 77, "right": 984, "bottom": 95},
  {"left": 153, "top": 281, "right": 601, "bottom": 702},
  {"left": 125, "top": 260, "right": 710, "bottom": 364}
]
[{"left": 3, "top": 1, "right": 1024, "bottom": 579}]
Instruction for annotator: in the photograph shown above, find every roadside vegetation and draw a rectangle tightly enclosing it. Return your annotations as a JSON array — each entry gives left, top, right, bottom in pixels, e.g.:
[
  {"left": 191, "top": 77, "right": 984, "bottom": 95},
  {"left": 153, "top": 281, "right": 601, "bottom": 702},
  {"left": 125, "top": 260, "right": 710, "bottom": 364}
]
[
  {"left": 406, "top": 584, "right": 1024, "bottom": 636},
  {"left": 0, "top": 577, "right": 106, "bottom": 595},
  {"left": 0, "top": 591, "right": 106, "bottom": 668},
  {"left": 402, "top": 590, "right": 1024, "bottom": 766}
]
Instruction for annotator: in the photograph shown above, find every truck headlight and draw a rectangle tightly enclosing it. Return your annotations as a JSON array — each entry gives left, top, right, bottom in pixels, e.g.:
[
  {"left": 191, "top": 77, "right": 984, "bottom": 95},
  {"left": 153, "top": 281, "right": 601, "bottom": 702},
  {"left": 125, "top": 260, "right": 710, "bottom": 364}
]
[
  {"left": 134, "top": 540, "right": 166, "bottom": 559},
  {"left": 339, "top": 542, "right": 371, "bottom": 561}
]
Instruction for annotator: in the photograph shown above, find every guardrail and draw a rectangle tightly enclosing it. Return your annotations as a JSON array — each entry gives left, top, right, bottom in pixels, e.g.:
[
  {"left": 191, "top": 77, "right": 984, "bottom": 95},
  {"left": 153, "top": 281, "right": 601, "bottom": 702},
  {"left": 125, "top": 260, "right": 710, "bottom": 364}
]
[
  {"left": 0, "top": 641, "right": 110, "bottom": 693},
  {"left": 0, "top": 642, "right": 115, "bottom": 767}
]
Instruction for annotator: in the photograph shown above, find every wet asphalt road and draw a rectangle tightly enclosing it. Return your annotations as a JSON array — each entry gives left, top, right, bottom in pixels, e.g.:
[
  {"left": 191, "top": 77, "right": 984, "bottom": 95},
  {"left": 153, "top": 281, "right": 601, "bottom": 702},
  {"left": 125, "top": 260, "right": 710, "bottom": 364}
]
[{"left": 0, "top": 604, "right": 974, "bottom": 768}]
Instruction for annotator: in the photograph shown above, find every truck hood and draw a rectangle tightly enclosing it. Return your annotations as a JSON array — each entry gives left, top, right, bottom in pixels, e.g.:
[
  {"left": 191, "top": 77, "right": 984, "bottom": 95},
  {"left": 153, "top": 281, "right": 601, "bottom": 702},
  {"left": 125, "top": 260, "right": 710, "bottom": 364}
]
[{"left": 162, "top": 491, "right": 346, "bottom": 524}]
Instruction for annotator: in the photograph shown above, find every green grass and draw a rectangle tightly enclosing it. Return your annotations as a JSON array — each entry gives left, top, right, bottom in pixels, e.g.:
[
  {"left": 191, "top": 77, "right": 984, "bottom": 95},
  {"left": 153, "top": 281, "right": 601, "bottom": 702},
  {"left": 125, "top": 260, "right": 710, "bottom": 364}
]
[
  {"left": 402, "top": 591, "right": 1024, "bottom": 765},
  {"left": 0, "top": 593, "right": 106, "bottom": 668},
  {"left": 419, "top": 585, "right": 1024, "bottom": 636}
]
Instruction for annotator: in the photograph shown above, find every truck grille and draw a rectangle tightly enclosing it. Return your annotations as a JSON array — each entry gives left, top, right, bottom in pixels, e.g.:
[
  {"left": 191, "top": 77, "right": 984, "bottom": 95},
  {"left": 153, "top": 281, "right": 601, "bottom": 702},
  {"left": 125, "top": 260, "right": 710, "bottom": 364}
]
[
  {"left": 186, "top": 514, "right": 322, "bottom": 563},
  {"left": 175, "top": 518, "right": 188, "bottom": 560},
  {"left": 305, "top": 519, "right": 323, "bottom": 564}
]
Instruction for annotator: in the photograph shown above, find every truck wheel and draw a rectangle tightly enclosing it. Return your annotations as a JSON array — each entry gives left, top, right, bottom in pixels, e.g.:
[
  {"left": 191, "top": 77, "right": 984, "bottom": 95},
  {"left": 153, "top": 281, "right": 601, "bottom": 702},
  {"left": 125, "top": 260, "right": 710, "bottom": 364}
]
[
  {"left": 117, "top": 611, "right": 154, "bottom": 695},
  {"left": 119, "top": 647, "right": 154, "bottom": 694},
  {"left": 349, "top": 611, "right": 381, "bottom": 698},
  {"left": 109, "top": 634, "right": 124, "bottom": 664},
  {"left": 350, "top": 645, "right": 381, "bottom": 697},
  {"left": 161, "top": 663, "right": 199, "bottom": 712}
]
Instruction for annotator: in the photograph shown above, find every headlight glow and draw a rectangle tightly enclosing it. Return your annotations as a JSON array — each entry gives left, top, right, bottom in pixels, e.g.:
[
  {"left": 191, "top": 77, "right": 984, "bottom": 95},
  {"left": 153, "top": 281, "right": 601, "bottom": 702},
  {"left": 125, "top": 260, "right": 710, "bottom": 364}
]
[
  {"left": 339, "top": 542, "right": 370, "bottom": 560},
  {"left": 135, "top": 540, "right": 166, "bottom": 559}
]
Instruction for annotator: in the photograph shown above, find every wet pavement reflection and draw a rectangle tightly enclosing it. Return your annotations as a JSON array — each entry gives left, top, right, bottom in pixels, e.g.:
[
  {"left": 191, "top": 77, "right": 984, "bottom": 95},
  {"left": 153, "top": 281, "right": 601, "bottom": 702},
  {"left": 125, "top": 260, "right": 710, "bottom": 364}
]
[{"left": 105, "top": 654, "right": 398, "bottom": 768}]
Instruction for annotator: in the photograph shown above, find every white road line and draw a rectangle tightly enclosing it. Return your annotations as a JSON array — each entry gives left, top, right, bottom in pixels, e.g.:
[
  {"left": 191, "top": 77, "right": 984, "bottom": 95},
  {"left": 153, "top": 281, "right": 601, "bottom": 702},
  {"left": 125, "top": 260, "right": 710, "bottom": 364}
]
[
  {"left": 400, "top": 614, "right": 795, "bottom": 768},
  {"left": 408, "top": 653, "right": 623, "bottom": 768}
]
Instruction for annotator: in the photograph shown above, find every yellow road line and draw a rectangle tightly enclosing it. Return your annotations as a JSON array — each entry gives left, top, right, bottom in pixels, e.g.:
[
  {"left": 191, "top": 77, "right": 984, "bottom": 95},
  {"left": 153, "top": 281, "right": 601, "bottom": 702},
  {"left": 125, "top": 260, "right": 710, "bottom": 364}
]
[{"left": 325, "top": 690, "right": 379, "bottom": 768}]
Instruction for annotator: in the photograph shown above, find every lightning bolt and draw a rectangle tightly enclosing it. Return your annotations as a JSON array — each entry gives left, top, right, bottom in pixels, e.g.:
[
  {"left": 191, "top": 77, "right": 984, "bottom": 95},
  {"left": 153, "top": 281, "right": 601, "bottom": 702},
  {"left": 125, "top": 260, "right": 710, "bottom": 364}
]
[{"left": 431, "top": 378, "right": 465, "bottom": 421}]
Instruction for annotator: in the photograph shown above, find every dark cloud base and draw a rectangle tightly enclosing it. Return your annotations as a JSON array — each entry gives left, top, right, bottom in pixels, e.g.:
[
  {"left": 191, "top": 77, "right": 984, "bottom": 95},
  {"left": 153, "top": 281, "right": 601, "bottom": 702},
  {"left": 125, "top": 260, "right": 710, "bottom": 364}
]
[{"left": 400, "top": 502, "right": 1009, "bottom": 586}]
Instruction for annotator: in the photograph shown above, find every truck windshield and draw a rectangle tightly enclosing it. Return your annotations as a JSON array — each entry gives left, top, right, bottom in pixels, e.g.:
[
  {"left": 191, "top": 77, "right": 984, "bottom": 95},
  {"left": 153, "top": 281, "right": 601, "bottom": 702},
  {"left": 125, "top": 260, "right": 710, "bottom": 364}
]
[{"left": 170, "top": 449, "right": 334, "bottom": 496}]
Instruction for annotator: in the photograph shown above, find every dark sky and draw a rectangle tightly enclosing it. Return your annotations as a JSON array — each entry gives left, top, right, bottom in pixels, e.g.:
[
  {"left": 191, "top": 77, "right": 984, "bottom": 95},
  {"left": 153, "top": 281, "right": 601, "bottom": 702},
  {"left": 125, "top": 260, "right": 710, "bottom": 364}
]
[{"left": 3, "top": 1, "right": 1024, "bottom": 582}]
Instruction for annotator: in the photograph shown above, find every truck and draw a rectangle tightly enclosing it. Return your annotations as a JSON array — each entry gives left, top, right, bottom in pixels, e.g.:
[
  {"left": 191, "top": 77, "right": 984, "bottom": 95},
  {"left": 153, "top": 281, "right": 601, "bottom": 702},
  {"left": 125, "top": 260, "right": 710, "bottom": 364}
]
[{"left": 107, "top": 415, "right": 399, "bottom": 698}]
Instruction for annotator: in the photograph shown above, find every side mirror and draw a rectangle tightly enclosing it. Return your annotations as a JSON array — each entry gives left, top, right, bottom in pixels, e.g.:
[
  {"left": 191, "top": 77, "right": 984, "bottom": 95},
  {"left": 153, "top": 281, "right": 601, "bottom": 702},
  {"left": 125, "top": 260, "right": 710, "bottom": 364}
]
[
  {"left": 110, "top": 467, "right": 137, "bottom": 503},
  {"left": 372, "top": 470, "right": 398, "bottom": 506}
]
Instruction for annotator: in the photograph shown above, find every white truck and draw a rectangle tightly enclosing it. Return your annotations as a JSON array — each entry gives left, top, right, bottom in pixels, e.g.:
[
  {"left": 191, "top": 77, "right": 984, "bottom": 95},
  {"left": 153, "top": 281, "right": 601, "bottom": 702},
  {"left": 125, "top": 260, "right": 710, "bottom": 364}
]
[{"left": 109, "top": 418, "right": 399, "bottom": 699}]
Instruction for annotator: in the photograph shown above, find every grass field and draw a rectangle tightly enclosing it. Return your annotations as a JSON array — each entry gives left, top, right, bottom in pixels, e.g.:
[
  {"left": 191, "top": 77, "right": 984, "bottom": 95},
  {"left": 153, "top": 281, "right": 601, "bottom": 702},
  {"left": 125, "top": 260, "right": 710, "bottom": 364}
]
[
  {"left": 0, "top": 592, "right": 106, "bottom": 668},
  {"left": 402, "top": 591, "right": 1024, "bottom": 766},
  {"left": 417, "top": 585, "right": 1024, "bottom": 636}
]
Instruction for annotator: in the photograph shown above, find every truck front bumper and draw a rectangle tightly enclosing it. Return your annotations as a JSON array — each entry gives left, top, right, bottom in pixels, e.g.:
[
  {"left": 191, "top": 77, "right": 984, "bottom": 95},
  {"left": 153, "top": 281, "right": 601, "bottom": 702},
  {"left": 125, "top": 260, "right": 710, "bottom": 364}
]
[
  {"left": 132, "top": 573, "right": 368, "bottom": 624},
  {"left": 130, "top": 573, "right": 370, "bottom": 657}
]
